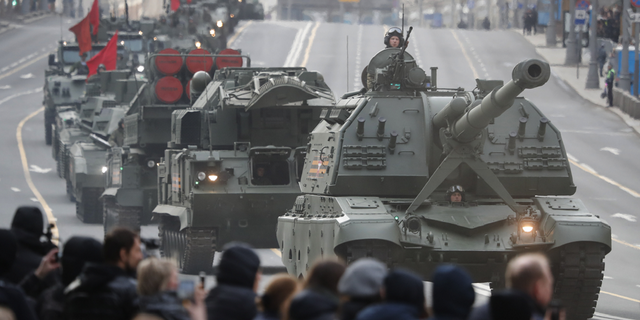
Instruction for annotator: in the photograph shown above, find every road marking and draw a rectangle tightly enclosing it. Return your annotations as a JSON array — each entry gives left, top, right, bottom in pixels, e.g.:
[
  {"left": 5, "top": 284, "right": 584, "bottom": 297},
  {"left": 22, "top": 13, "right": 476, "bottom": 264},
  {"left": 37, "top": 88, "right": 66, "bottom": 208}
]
[
  {"left": 227, "top": 20, "right": 253, "bottom": 48},
  {"left": 271, "top": 248, "right": 282, "bottom": 258},
  {"left": 451, "top": 30, "right": 479, "bottom": 79},
  {"left": 11, "top": 187, "right": 20, "bottom": 192},
  {"left": 611, "top": 213, "right": 637, "bottom": 222},
  {"left": 0, "top": 88, "right": 42, "bottom": 106},
  {"left": 600, "top": 147, "right": 620, "bottom": 155},
  {"left": 0, "top": 52, "right": 49, "bottom": 82},
  {"left": 0, "top": 85, "right": 10, "bottom": 89},
  {"left": 299, "top": 22, "right": 320, "bottom": 68},
  {"left": 594, "top": 312, "right": 636, "bottom": 320},
  {"left": 612, "top": 238, "right": 640, "bottom": 250},
  {"left": 29, "top": 165, "right": 52, "bottom": 174},
  {"left": 20, "top": 73, "right": 34, "bottom": 79},
  {"left": 604, "top": 276, "right": 613, "bottom": 279},
  {"left": 30, "top": 197, "right": 39, "bottom": 202},
  {"left": 284, "top": 22, "right": 312, "bottom": 67},
  {"left": 600, "top": 291, "right": 640, "bottom": 303},
  {"left": 568, "top": 159, "right": 640, "bottom": 198},
  {"left": 17, "top": 107, "right": 58, "bottom": 242}
]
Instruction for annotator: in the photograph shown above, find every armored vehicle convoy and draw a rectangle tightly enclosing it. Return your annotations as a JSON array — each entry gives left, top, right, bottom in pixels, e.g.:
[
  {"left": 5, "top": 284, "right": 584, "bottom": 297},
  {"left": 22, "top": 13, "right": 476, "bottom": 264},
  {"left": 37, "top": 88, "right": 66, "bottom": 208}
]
[
  {"left": 102, "top": 50, "right": 249, "bottom": 235},
  {"left": 153, "top": 67, "right": 334, "bottom": 274},
  {"left": 277, "top": 29, "right": 611, "bottom": 320}
]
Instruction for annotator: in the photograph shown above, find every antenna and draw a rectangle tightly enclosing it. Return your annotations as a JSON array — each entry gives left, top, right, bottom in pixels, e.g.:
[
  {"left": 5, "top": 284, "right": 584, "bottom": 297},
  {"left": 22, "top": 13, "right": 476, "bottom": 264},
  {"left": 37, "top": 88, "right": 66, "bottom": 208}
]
[
  {"left": 401, "top": 3, "right": 405, "bottom": 35},
  {"left": 346, "top": 36, "right": 349, "bottom": 92},
  {"left": 59, "top": 14, "right": 63, "bottom": 43}
]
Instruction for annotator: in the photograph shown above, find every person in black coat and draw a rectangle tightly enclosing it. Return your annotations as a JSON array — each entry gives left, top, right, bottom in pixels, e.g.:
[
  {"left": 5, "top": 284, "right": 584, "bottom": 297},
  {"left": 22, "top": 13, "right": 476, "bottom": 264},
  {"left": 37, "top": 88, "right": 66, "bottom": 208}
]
[
  {"left": 337, "top": 258, "right": 387, "bottom": 320},
  {"left": 0, "top": 229, "right": 39, "bottom": 320},
  {"left": 427, "top": 265, "right": 475, "bottom": 320},
  {"left": 206, "top": 242, "right": 262, "bottom": 320},
  {"left": 64, "top": 228, "right": 143, "bottom": 320},
  {"left": 5, "top": 207, "right": 57, "bottom": 285},
  {"left": 288, "top": 259, "right": 345, "bottom": 320},
  {"left": 355, "top": 269, "right": 426, "bottom": 320}
]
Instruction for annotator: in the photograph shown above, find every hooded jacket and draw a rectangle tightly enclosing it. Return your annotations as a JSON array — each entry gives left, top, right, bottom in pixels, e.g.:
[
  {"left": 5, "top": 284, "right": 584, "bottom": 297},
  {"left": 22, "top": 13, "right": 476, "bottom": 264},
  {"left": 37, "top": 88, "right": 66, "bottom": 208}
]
[
  {"left": 0, "top": 229, "right": 38, "bottom": 320},
  {"left": 356, "top": 269, "right": 425, "bottom": 320},
  {"left": 288, "top": 287, "right": 339, "bottom": 320},
  {"left": 428, "top": 265, "right": 475, "bottom": 320},
  {"left": 64, "top": 263, "right": 138, "bottom": 320},
  {"left": 468, "top": 289, "right": 545, "bottom": 320}
]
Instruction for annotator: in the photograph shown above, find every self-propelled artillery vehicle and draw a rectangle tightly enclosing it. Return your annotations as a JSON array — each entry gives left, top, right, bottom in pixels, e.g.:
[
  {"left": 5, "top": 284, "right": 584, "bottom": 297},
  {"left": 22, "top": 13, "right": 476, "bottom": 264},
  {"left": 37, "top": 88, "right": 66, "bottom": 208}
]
[
  {"left": 277, "top": 28, "right": 611, "bottom": 320},
  {"left": 153, "top": 67, "right": 334, "bottom": 274},
  {"left": 101, "top": 49, "right": 249, "bottom": 235}
]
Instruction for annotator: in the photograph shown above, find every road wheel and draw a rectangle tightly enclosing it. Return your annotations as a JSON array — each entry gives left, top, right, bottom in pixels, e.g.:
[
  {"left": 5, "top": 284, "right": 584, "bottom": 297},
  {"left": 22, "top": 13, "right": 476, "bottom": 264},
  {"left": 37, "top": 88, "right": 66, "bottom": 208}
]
[
  {"left": 44, "top": 111, "right": 53, "bottom": 145},
  {"left": 66, "top": 177, "right": 76, "bottom": 202},
  {"left": 160, "top": 216, "right": 215, "bottom": 275},
  {"left": 76, "top": 188, "right": 104, "bottom": 224},
  {"left": 551, "top": 243, "right": 606, "bottom": 320}
]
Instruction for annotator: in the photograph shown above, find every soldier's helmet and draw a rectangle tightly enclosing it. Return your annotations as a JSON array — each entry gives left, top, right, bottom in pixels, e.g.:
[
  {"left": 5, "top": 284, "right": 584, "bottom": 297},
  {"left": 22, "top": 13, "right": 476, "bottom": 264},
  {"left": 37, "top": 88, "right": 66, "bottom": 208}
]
[
  {"left": 384, "top": 27, "right": 404, "bottom": 48},
  {"left": 446, "top": 185, "right": 465, "bottom": 201}
]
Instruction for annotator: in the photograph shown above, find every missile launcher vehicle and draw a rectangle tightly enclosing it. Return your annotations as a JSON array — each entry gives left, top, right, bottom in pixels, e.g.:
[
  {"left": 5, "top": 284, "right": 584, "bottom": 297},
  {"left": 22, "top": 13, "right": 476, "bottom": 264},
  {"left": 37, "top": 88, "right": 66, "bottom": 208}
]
[
  {"left": 153, "top": 67, "right": 334, "bottom": 274},
  {"left": 101, "top": 50, "right": 249, "bottom": 235},
  {"left": 277, "top": 28, "right": 611, "bottom": 320}
]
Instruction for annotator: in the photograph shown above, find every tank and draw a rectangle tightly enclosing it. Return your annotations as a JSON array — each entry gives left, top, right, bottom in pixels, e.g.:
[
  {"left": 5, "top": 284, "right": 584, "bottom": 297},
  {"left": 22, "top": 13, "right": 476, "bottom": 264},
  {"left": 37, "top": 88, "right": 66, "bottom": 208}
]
[
  {"left": 277, "top": 28, "right": 611, "bottom": 320},
  {"left": 152, "top": 67, "right": 334, "bottom": 274},
  {"left": 101, "top": 50, "right": 251, "bottom": 235}
]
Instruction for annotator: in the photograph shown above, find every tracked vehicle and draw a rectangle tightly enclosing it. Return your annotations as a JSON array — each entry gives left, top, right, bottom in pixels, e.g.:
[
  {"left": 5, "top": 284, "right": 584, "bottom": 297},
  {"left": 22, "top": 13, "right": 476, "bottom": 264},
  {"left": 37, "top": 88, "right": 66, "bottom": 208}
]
[
  {"left": 102, "top": 50, "right": 250, "bottom": 235},
  {"left": 277, "top": 28, "right": 611, "bottom": 320},
  {"left": 153, "top": 67, "right": 334, "bottom": 274}
]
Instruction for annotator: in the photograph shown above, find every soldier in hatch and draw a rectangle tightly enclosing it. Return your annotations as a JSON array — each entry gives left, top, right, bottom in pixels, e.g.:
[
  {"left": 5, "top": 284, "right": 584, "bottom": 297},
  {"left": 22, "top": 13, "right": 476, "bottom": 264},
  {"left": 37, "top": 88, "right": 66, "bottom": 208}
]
[
  {"left": 252, "top": 165, "right": 272, "bottom": 185},
  {"left": 109, "top": 119, "right": 125, "bottom": 147},
  {"left": 447, "top": 185, "right": 465, "bottom": 203},
  {"left": 69, "top": 52, "right": 89, "bottom": 75},
  {"left": 366, "top": 27, "right": 407, "bottom": 90}
]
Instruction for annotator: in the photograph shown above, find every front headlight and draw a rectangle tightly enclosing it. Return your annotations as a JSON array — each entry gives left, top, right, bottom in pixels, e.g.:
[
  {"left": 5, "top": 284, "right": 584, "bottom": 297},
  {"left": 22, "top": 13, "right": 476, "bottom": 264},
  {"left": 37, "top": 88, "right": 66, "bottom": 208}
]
[
  {"left": 209, "top": 29, "right": 216, "bottom": 37},
  {"left": 137, "top": 65, "right": 144, "bottom": 72},
  {"left": 101, "top": 166, "right": 108, "bottom": 173},
  {"left": 197, "top": 172, "right": 206, "bottom": 181},
  {"left": 147, "top": 160, "right": 156, "bottom": 168},
  {"left": 521, "top": 221, "right": 535, "bottom": 233},
  {"left": 195, "top": 41, "right": 201, "bottom": 49},
  {"left": 208, "top": 174, "right": 218, "bottom": 181},
  {"left": 216, "top": 20, "right": 223, "bottom": 28}
]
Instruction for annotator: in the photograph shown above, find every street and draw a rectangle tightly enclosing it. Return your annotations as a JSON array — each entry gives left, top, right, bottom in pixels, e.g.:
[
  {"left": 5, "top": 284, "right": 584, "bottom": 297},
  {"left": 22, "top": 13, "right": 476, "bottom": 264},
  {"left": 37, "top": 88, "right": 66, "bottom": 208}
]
[{"left": 0, "top": 16, "right": 638, "bottom": 319}]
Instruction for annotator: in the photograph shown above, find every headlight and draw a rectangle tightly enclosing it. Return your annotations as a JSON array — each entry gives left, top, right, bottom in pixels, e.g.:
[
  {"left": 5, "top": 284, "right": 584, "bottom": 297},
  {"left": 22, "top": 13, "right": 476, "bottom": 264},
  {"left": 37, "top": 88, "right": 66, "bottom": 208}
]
[
  {"left": 138, "top": 31, "right": 143, "bottom": 35},
  {"left": 197, "top": 172, "right": 206, "bottom": 181},
  {"left": 147, "top": 160, "right": 156, "bottom": 168},
  {"left": 101, "top": 166, "right": 108, "bottom": 173},
  {"left": 209, "top": 29, "right": 216, "bottom": 37},
  {"left": 120, "top": 40, "right": 125, "bottom": 45},
  {"left": 230, "top": 14, "right": 235, "bottom": 18},
  {"left": 521, "top": 221, "right": 535, "bottom": 233},
  {"left": 195, "top": 41, "right": 201, "bottom": 49},
  {"left": 216, "top": 20, "right": 223, "bottom": 28},
  {"left": 208, "top": 174, "right": 218, "bottom": 181},
  {"left": 137, "top": 65, "right": 144, "bottom": 72}
]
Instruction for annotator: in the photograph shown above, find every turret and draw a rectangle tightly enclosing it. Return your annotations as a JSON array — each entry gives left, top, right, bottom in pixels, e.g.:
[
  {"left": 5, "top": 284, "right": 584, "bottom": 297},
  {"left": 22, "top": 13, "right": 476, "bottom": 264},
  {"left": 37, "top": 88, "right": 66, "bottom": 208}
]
[{"left": 448, "top": 59, "right": 550, "bottom": 142}]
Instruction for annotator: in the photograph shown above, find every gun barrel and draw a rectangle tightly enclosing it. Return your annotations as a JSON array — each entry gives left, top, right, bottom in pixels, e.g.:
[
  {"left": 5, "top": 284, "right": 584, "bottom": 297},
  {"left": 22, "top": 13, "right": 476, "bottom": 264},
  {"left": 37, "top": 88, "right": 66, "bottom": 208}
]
[
  {"left": 90, "top": 134, "right": 111, "bottom": 149},
  {"left": 451, "top": 59, "right": 550, "bottom": 142}
]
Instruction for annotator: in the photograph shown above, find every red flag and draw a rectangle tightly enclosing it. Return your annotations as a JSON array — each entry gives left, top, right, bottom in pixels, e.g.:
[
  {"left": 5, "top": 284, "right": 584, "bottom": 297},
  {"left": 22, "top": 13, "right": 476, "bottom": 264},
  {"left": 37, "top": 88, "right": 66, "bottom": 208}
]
[
  {"left": 86, "top": 31, "right": 118, "bottom": 81},
  {"left": 88, "top": 0, "right": 100, "bottom": 35},
  {"left": 69, "top": 16, "right": 92, "bottom": 56},
  {"left": 171, "top": 0, "right": 180, "bottom": 11}
]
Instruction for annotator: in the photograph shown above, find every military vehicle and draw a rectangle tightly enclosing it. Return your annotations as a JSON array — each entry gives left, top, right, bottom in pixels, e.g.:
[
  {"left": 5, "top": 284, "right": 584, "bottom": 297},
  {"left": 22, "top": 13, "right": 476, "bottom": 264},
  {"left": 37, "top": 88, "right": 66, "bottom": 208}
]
[
  {"left": 238, "top": 0, "right": 264, "bottom": 20},
  {"left": 101, "top": 49, "right": 249, "bottom": 234},
  {"left": 66, "top": 72, "right": 146, "bottom": 223},
  {"left": 277, "top": 28, "right": 611, "bottom": 320},
  {"left": 153, "top": 67, "right": 334, "bottom": 274}
]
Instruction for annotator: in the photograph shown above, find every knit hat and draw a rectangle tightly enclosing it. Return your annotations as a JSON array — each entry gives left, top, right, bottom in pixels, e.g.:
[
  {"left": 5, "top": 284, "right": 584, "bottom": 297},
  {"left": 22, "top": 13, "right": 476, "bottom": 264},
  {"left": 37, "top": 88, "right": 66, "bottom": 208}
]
[
  {"left": 384, "top": 268, "right": 425, "bottom": 309},
  {"left": 216, "top": 242, "right": 261, "bottom": 288},
  {"left": 11, "top": 206, "right": 44, "bottom": 236},
  {"left": 338, "top": 258, "right": 387, "bottom": 297},
  {"left": 431, "top": 264, "right": 476, "bottom": 319},
  {"left": 61, "top": 236, "right": 104, "bottom": 286}
]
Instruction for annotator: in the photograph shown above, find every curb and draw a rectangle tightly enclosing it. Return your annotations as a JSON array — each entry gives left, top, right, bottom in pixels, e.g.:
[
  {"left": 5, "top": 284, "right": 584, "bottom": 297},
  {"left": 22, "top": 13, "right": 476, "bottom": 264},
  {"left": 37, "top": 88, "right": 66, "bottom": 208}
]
[
  {"left": 19, "top": 11, "right": 53, "bottom": 24},
  {"left": 517, "top": 31, "right": 640, "bottom": 136}
]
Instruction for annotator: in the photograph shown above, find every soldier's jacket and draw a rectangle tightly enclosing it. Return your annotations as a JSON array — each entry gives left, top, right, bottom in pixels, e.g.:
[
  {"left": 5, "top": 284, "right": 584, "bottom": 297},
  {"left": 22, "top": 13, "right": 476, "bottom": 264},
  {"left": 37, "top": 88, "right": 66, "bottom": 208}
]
[{"left": 109, "top": 128, "right": 125, "bottom": 147}]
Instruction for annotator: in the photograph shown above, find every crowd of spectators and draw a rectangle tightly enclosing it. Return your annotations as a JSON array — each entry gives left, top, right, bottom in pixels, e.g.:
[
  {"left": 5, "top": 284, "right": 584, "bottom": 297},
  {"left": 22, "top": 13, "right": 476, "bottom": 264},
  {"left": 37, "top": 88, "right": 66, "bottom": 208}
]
[
  {"left": 0, "top": 206, "right": 564, "bottom": 320},
  {"left": 597, "top": 5, "right": 621, "bottom": 43}
]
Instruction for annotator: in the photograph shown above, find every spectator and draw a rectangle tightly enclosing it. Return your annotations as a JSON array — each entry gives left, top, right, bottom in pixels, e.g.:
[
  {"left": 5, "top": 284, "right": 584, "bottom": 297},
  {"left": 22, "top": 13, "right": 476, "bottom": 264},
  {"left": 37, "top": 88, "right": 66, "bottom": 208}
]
[
  {"left": 356, "top": 269, "right": 426, "bottom": 320},
  {"left": 255, "top": 274, "right": 299, "bottom": 320},
  {"left": 0, "top": 229, "right": 38, "bottom": 320},
  {"left": 64, "top": 227, "right": 143, "bottom": 320},
  {"left": 468, "top": 253, "right": 553, "bottom": 320},
  {"left": 337, "top": 258, "right": 387, "bottom": 320},
  {"left": 428, "top": 265, "right": 475, "bottom": 320},
  {"left": 598, "top": 45, "right": 607, "bottom": 77},
  {"left": 138, "top": 258, "right": 206, "bottom": 320},
  {"left": 287, "top": 259, "right": 346, "bottom": 320},
  {"left": 21, "top": 237, "right": 103, "bottom": 320},
  {"left": 206, "top": 242, "right": 261, "bottom": 320},
  {"left": 5, "top": 206, "right": 57, "bottom": 285}
]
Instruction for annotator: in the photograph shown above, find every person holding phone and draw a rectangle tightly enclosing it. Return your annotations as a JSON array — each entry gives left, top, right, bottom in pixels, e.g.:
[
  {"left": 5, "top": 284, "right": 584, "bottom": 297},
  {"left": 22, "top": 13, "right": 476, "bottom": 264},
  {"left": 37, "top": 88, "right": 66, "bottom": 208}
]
[{"left": 137, "top": 258, "right": 206, "bottom": 320}]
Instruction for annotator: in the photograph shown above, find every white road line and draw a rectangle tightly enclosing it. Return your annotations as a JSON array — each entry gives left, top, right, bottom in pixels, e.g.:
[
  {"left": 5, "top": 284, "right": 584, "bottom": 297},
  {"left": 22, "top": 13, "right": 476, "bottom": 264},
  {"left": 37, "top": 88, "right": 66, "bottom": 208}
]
[
  {"left": 593, "top": 312, "right": 636, "bottom": 320},
  {"left": 600, "top": 147, "right": 620, "bottom": 155},
  {"left": 604, "top": 276, "right": 613, "bottom": 279},
  {"left": 11, "top": 187, "right": 20, "bottom": 192},
  {"left": 566, "top": 153, "right": 579, "bottom": 162},
  {"left": 611, "top": 213, "right": 637, "bottom": 222},
  {"left": 30, "top": 197, "right": 39, "bottom": 202},
  {"left": 283, "top": 22, "right": 312, "bottom": 67},
  {"left": 0, "top": 88, "right": 42, "bottom": 106}
]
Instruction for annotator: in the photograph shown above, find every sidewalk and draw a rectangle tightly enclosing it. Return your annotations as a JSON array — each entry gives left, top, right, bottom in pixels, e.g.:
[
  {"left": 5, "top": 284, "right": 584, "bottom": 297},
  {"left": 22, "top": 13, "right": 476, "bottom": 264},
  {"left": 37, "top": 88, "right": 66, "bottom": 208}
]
[{"left": 518, "top": 31, "right": 640, "bottom": 135}]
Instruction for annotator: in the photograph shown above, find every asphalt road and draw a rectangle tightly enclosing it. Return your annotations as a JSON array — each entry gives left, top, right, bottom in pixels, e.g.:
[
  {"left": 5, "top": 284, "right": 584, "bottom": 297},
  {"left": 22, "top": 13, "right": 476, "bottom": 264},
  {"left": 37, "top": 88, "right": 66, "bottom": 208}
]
[{"left": 1, "top": 16, "right": 639, "bottom": 319}]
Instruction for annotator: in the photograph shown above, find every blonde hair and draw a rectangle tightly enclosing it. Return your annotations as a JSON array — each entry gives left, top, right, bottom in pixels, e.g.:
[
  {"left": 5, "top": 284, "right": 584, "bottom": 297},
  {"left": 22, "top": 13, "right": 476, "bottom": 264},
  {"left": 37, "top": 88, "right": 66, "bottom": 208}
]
[
  {"left": 0, "top": 307, "right": 15, "bottom": 320},
  {"left": 137, "top": 258, "right": 177, "bottom": 296}
]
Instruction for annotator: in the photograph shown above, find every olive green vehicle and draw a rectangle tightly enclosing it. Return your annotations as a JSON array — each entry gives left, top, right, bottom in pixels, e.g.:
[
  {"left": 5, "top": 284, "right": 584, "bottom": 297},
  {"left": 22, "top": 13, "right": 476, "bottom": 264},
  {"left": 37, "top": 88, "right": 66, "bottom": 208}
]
[
  {"left": 101, "top": 51, "right": 251, "bottom": 235},
  {"left": 153, "top": 67, "right": 334, "bottom": 274},
  {"left": 277, "top": 28, "right": 611, "bottom": 320}
]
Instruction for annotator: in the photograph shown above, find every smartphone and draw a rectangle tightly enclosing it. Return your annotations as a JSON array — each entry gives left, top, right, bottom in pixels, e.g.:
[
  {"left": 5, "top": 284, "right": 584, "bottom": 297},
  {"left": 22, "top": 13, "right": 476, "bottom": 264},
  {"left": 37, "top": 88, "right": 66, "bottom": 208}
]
[
  {"left": 548, "top": 299, "right": 563, "bottom": 320},
  {"left": 199, "top": 271, "right": 206, "bottom": 288},
  {"left": 177, "top": 280, "right": 195, "bottom": 301}
]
